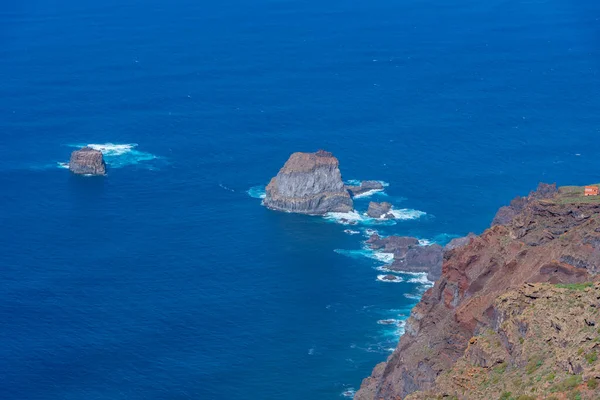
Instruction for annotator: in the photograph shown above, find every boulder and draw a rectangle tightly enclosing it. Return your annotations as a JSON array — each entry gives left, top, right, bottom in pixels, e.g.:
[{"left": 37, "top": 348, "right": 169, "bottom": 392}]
[
  {"left": 367, "top": 201, "right": 393, "bottom": 219},
  {"left": 346, "top": 180, "right": 385, "bottom": 197},
  {"left": 264, "top": 150, "right": 353, "bottom": 214},
  {"left": 69, "top": 147, "right": 106, "bottom": 175}
]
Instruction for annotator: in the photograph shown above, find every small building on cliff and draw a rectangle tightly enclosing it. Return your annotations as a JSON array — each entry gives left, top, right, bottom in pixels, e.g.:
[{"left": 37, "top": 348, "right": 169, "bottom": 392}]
[{"left": 584, "top": 186, "right": 599, "bottom": 196}]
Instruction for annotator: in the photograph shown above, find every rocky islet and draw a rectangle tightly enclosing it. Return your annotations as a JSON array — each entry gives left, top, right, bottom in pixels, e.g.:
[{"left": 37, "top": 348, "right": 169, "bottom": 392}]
[{"left": 68, "top": 147, "right": 106, "bottom": 176}]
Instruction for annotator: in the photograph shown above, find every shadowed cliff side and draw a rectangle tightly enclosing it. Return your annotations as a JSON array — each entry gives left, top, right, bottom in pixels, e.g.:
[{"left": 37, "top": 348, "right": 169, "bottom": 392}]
[{"left": 355, "top": 183, "right": 600, "bottom": 400}]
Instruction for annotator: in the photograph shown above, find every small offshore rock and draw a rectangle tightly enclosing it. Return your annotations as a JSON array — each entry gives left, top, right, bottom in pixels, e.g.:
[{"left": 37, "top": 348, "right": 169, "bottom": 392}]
[
  {"left": 346, "top": 180, "right": 384, "bottom": 197},
  {"left": 69, "top": 147, "right": 106, "bottom": 175},
  {"left": 367, "top": 201, "right": 393, "bottom": 219}
]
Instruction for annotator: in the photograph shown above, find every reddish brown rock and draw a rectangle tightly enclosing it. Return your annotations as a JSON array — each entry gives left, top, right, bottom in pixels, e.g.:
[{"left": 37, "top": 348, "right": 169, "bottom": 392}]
[{"left": 355, "top": 184, "right": 600, "bottom": 400}]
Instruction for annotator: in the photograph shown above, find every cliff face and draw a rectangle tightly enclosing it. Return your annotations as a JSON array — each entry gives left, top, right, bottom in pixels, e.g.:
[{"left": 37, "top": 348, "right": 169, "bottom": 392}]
[
  {"left": 355, "top": 184, "right": 600, "bottom": 400},
  {"left": 407, "top": 283, "right": 600, "bottom": 400},
  {"left": 264, "top": 150, "right": 353, "bottom": 215},
  {"left": 69, "top": 147, "right": 106, "bottom": 175}
]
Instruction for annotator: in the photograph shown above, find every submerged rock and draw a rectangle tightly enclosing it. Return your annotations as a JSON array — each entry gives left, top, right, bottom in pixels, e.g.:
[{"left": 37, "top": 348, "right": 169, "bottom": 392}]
[
  {"left": 346, "top": 180, "right": 384, "bottom": 197},
  {"left": 69, "top": 147, "right": 106, "bottom": 175},
  {"left": 366, "top": 201, "right": 394, "bottom": 219},
  {"left": 264, "top": 150, "right": 353, "bottom": 214}
]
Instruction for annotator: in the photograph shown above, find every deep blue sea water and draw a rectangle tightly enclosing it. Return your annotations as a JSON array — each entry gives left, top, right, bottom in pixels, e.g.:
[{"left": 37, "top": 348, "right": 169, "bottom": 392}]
[{"left": 1, "top": 0, "right": 600, "bottom": 399}]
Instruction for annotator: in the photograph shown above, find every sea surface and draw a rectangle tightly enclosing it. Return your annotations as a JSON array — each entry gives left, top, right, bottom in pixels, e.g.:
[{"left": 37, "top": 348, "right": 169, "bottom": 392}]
[{"left": 1, "top": 0, "right": 600, "bottom": 399}]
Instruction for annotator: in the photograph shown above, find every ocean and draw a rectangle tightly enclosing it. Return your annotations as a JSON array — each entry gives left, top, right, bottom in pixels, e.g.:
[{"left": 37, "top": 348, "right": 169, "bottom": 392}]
[{"left": 1, "top": 0, "right": 599, "bottom": 399}]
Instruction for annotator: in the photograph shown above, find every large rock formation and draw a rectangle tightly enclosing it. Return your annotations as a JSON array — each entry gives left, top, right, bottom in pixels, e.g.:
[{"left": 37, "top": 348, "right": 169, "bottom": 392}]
[
  {"left": 264, "top": 150, "right": 353, "bottom": 215},
  {"left": 355, "top": 184, "right": 600, "bottom": 400},
  {"left": 69, "top": 147, "right": 106, "bottom": 175}
]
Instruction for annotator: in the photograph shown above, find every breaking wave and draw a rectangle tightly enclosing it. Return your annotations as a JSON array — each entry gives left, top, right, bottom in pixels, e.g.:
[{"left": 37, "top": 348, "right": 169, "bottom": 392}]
[
  {"left": 334, "top": 248, "right": 394, "bottom": 264},
  {"left": 65, "top": 143, "right": 159, "bottom": 169},
  {"left": 353, "top": 188, "right": 385, "bottom": 199},
  {"left": 247, "top": 185, "right": 266, "bottom": 199},
  {"left": 324, "top": 208, "right": 425, "bottom": 226},
  {"left": 387, "top": 208, "right": 427, "bottom": 220}
]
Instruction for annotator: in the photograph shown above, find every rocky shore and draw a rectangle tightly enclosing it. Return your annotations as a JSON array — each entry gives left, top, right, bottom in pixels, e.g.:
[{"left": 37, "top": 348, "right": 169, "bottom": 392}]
[
  {"left": 264, "top": 150, "right": 353, "bottom": 214},
  {"left": 355, "top": 183, "right": 600, "bottom": 400},
  {"left": 366, "top": 234, "right": 444, "bottom": 281}
]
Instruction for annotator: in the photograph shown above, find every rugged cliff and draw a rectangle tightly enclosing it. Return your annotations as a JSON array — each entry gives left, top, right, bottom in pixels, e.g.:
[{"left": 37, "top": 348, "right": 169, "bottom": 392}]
[
  {"left": 264, "top": 150, "right": 353, "bottom": 214},
  {"left": 407, "top": 282, "right": 600, "bottom": 400},
  {"left": 355, "top": 184, "right": 600, "bottom": 400},
  {"left": 69, "top": 147, "right": 106, "bottom": 175}
]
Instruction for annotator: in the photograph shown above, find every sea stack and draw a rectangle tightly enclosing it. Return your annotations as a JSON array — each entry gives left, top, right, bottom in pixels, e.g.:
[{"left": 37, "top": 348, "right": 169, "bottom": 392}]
[
  {"left": 68, "top": 147, "right": 106, "bottom": 175},
  {"left": 264, "top": 150, "right": 353, "bottom": 214}
]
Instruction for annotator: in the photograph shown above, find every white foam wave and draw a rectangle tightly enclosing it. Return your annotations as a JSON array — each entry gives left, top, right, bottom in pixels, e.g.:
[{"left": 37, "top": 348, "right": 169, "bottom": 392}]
[
  {"left": 325, "top": 208, "right": 422, "bottom": 226},
  {"left": 353, "top": 188, "right": 385, "bottom": 199},
  {"left": 372, "top": 252, "right": 394, "bottom": 264},
  {"left": 247, "top": 185, "right": 266, "bottom": 199},
  {"left": 387, "top": 208, "right": 426, "bottom": 220},
  {"left": 376, "top": 274, "right": 404, "bottom": 283},
  {"left": 65, "top": 143, "right": 158, "bottom": 169},
  {"left": 409, "top": 277, "right": 434, "bottom": 288},
  {"left": 364, "top": 228, "right": 379, "bottom": 237},
  {"left": 418, "top": 239, "right": 433, "bottom": 246},
  {"left": 86, "top": 143, "right": 136, "bottom": 156},
  {"left": 344, "top": 229, "right": 360, "bottom": 235},
  {"left": 335, "top": 248, "right": 394, "bottom": 264},
  {"left": 377, "top": 319, "right": 400, "bottom": 325},
  {"left": 341, "top": 388, "right": 356, "bottom": 398},
  {"left": 404, "top": 293, "right": 422, "bottom": 300},
  {"left": 324, "top": 210, "right": 366, "bottom": 225},
  {"left": 57, "top": 162, "right": 69, "bottom": 169}
]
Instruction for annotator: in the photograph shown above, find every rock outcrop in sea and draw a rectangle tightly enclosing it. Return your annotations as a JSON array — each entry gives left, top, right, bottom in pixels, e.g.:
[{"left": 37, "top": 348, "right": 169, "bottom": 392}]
[
  {"left": 69, "top": 147, "right": 106, "bottom": 175},
  {"left": 366, "top": 201, "right": 394, "bottom": 219},
  {"left": 264, "top": 150, "right": 353, "bottom": 215},
  {"left": 346, "top": 180, "right": 384, "bottom": 197},
  {"left": 355, "top": 183, "right": 600, "bottom": 400},
  {"left": 367, "top": 234, "right": 443, "bottom": 281}
]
